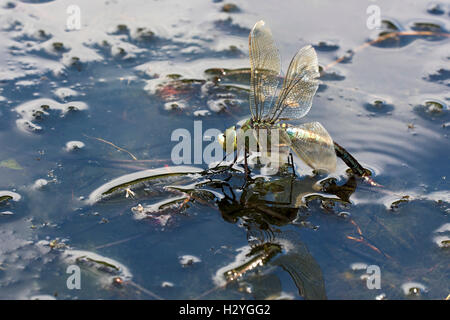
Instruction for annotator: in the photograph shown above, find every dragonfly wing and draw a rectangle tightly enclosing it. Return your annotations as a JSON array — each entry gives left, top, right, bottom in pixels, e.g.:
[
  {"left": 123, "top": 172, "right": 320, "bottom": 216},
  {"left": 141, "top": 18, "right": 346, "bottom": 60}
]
[
  {"left": 287, "top": 122, "right": 336, "bottom": 173},
  {"left": 267, "top": 45, "right": 319, "bottom": 121},
  {"left": 248, "top": 126, "right": 292, "bottom": 171},
  {"left": 249, "top": 20, "right": 281, "bottom": 120}
]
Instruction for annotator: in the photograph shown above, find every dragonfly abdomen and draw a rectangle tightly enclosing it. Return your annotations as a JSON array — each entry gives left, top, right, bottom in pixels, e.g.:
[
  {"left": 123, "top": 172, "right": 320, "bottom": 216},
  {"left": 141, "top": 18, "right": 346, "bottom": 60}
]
[
  {"left": 333, "top": 142, "right": 369, "bottom": 177},
  {"left": 285, "top": 127, "right": 329, "bottom": 146}
]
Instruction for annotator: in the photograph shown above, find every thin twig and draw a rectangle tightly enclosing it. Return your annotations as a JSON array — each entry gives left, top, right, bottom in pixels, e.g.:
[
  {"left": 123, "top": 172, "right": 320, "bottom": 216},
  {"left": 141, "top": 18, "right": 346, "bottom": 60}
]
[
  {"left": 94, "top": 234, "right": 144, "bottom": 250},
  {"left": 127, "top": 280, "right": 164, "bottom": 300},
  {"left": 347, "top": 219, "right": 392, "bottom": 259},
  {"left": 83, "top": 134, "right": 138, "bottom": 160},
  {"left": 193, "top": 283, "right": 228, "bottom": 300}
]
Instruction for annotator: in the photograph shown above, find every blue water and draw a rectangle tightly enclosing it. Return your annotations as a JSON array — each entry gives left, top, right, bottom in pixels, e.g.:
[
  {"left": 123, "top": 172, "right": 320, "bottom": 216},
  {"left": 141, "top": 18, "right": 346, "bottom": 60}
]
[{"left": 0, "top": 0, "right": 448, "bottom": 299}]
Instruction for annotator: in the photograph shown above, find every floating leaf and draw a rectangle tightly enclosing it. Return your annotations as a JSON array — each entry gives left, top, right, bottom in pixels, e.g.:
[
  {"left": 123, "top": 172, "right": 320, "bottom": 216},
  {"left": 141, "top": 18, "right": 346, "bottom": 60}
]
[
  {"left": 0, "top": 159, "right": 23, "bottom": 170},
  {"left": 0, "top": 196, "right": 13, "bottom": 205}
]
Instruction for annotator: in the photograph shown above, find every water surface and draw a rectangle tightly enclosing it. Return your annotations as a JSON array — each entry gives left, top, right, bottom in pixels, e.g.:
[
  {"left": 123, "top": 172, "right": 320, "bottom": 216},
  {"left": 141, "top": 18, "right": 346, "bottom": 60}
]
[{"left": 0, "top": 0, "right": 448, "bottom": 299}]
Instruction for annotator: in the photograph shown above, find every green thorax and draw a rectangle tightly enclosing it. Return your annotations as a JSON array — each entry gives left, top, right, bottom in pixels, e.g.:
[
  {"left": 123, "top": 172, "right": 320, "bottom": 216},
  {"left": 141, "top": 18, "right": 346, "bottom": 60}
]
[{"left": 241, "top": 118, "right": 283, "bottom": 131}]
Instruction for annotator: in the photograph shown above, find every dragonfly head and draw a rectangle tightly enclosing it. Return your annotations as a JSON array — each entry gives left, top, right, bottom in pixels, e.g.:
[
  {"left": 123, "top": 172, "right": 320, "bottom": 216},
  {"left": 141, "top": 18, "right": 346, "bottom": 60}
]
[{"left": 218, "top": 125, "right": 237, "bottom": 151}]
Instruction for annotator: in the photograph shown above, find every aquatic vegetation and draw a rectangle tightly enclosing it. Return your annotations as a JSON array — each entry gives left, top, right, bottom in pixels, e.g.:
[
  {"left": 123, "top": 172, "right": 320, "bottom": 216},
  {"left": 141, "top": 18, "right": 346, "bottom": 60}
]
[
  {"left": 13, "top": 98, "right": 88, "bottom": 133},
  {"left": 426, "top": 2, "right": 445, "bottom": 15},
  {"left": 0, "top": 191, "right": 21, "bottom": 204},
  {"left": 413, "top": 99, "right": 448, "bottom": 120},
  {"left": 364, "top": 98, "right": 395, "bottom": 115},
  {"left": 369, "top": 18, "right": 448, "bottom": 48},
  {"left": 0, "top": 159, "right": 23, "bottom": 170},
  {"left": 64, "top": 140, "right": 85, "bottom": 152},
  {"left": 313, "top": 40, "right": 340, "bottom": 52},
  {"left": 86, "top": 166, "right": 203, "bottom": 205},
  {"left": 221, "top": 3, "right": 240, "bottom": 13},
  {"left": 62, "top": 249, "right": 133, "bottom": 290},
  {"left": 145, "top": 68, "right": 250, "bottom": 117},
  {"left": 179, "top": 255, "right": 202, "bottom": 267},
  {"left": 0, "top": 195, "right": 13, "bottom": 205}
]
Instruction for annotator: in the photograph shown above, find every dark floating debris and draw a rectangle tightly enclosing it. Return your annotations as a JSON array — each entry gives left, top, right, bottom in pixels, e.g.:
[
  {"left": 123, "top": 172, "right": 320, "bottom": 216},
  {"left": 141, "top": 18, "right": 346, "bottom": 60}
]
[
  {"left": 131, "top": 197, "right": 188, "bottom": 225},
  {"left": 313, "top": 40, "right": 339, "bottom": 52},
  {"left": 389, "top": 195, "right": 411, "bottom": 211},
  {"left": 67, "top": 56, "right": 82, "bottom": 71},
  {"left": 113, "top": 24, "right": 130, "bottom": 35},
  {"left": 427, "top": 2, "right": 445, "bottom": 15},
  {"left": 37, "top": 29, "right": 51, "bottom": 40},
  {"left": 318, "top": 66, "right": 346, "bottom": 81},
  {"left": 369, "top": 18, "right": 448, "bottom": 48},
  {"left": 433, "top": 236, "right": 450, "bottom": 248},
  {"left": 402, "top": 282, "right": 427, "bottom": 297},
  {"left": 86, "top": 166, "right": 203, "bottom": 205},
  {"left": 409, "top": 20, "right": 448, "bottom": 41},
  {"left": 424, "top": 68, "right": 450, "bottom": 86},
  {"left": 337, "top": 50, "right": 354, "bottom": 64},
  {"left": 0, "top": 191, "right": 21, "bottom": 205},
  {"left": 424, "top": 100, "right": 445, "bottom": 113},
  {"left": 13, "top": 98, "right": 88, "bottom": 133},
  {"left": 214, "top": 17, "right": 250, "bottom": 35},
  {"left": 221, "top": 3, "right": 240, "bottom": 13},
  {"left": 65, "top": 141, "right": 85, "bottom": 152},
  {"left": 376, "top": 293, "right": 387, "bottom": 300},
  {"left": 381, "top": 19, "right": 402, "bottom": 32},
  {"left": 410, "top": 21, "right": 446, "bottom": 33},
  {"left": 32, "top": 179, "right": 48, "bottom": 190},
  {"left": 204, "top": 67, "right": 250, "bottom": 84},
  {"left": 414, "top": 99, "right": 448, "bottom": 119},
  {"left": 112, "top": 276, "right": 124, "bottom": 287},
  {"left": 364, "top": 98, "right": 394, "bottom": 115},
  {"left": 134, "top": 27, "right": 155, "bottom": 42},
  {"left": 52, "top": 42, "right": 66, "bottom": 52},
  {"left": 0, "top": 195, "right": 13, "bottom": 205},
  {"left": 337, "top": 211, "right": 351, "bottom": 219},
  {"left": 62, "top": 249, "right": 133, "bottom": 286},
  {"left": 369, "top": 19, "right": 410, "bottom": 48},
  {"left": 179, "top": 255, "right": 201, "bottom": 267},
  {"left": 148, "top": 68, "right": 249, "bottom": 116},
  {"left": 3, "top": 2, "right": 16, "bottom": 9},
  {"left": 164, "top": 101, "right": 187, "bottom": 111},
  {"left": 161, "top": 281, "right": 174, "bottom": 288}
]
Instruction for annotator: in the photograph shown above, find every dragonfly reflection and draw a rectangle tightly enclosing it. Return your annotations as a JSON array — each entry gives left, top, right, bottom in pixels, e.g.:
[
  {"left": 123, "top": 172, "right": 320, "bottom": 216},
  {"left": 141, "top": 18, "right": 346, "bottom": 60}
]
[{"left": 208, "top": 173, "right": 359, "bottom": 299}]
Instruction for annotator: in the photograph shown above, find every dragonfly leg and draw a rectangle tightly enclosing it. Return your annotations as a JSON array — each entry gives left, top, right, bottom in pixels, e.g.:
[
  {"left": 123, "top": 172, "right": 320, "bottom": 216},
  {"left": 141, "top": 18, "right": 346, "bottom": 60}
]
[
  {"left": 207, "top": 152, "right": 238, "bottom": 178},
  {"left": 222, "top": 152, "right": 239, "bottom": 181},
  {"left": 289, "top": 153, "right": 297, "bottom": 177},
  {"left": 241, "top": 148, "right": 252, "bottom": 189},
  {"left": 289, "top": 174, "right": 294, "bottom": 205}
]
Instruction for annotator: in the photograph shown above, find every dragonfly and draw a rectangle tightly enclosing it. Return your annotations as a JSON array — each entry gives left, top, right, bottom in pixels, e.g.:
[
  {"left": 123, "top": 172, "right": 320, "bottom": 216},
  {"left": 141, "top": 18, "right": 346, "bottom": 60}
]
[{"left": 217, "top": 20, "right": 373, "bottom": 182}]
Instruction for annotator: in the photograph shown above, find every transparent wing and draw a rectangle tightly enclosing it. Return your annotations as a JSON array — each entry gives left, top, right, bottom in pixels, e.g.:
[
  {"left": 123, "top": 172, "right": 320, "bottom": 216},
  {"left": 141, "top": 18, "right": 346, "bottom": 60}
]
[
  {"left": 267, "top": 45, "right": 320, "bottom": 122},
  {"left": 284, "top": 122, "right": 336, "bottom": 173},
  {"left": 249, "top": 20, "right": 281, "bottom": 121}
]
